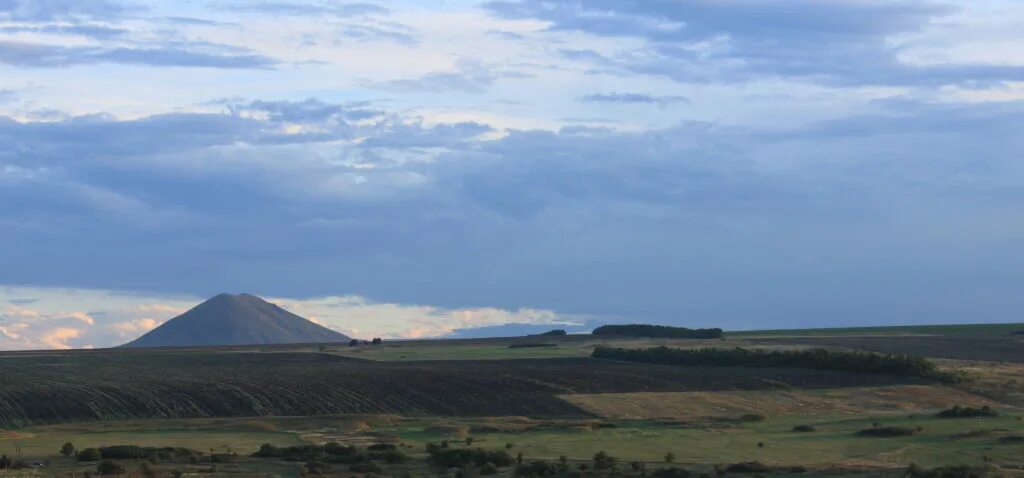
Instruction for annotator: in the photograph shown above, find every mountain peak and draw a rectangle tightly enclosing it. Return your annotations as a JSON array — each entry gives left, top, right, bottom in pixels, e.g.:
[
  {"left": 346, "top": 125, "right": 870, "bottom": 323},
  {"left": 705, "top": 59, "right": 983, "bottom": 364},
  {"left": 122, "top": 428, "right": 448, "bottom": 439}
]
[{"left": 122, "top": 293, "right": 350, "bottom": 348}]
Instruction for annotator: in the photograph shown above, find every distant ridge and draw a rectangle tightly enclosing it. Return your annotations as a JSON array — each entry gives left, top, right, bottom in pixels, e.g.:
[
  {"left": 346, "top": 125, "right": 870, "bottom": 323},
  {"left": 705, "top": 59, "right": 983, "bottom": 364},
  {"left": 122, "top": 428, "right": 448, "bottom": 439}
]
[{"left": 122, "top": 293, "right": 350, "bottom": 348}]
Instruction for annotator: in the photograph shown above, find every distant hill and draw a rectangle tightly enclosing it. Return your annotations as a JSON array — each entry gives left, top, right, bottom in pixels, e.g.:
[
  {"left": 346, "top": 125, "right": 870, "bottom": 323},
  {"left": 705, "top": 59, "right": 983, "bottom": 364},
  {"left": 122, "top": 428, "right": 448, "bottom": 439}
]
[{"left": 122, "top": 293, "right": 350, "bottom": 348}]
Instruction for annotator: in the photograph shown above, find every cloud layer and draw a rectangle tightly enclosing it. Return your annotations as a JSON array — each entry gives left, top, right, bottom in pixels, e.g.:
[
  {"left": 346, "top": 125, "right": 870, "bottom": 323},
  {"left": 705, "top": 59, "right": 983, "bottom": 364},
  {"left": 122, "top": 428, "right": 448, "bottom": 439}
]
[{"left": 2, "top": 0, "right": 1024, "bottom": 348}]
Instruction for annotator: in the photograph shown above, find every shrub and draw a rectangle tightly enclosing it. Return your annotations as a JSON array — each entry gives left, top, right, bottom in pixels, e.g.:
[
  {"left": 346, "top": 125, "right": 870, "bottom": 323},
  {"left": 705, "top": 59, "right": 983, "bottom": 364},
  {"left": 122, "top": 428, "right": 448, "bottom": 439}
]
[
  {"left": 426, "top": 445, "right": 513, "bottom": 468},
  {"left": 856, "top": 426, "right": 916, "bottom": 437},
  {"left": 61, "top": 442, "right": 76, "bottom": 456},
  {"left": 97, "top": 460, "right": 126, "bottom": 475},
  {"left": 349, "top": 462, "right": 381, "bottom": 473},
  {"left": 592, "top": 346, "right": 957, "bottom": 382},
  {"left": 936, "top": 405, "right": 998, "bottom": 418},
  {"left": 906, "top": 463, "right": 984, "bottom": 478},
  {"left": 725, "top": 461, "right": 770, "bottom": 473},
  {"left": 739, "top": 414, "right": 765, "bottom": 422},
  {"left": 78, "top": 448, "right": 103, "bottom": 462},
  {"left": 592, "top": 451, "right": 617, "bottom": 470},
  {"left": 653, "top": 467, "right": 691, "bottom": 478},
  {"left": 304, "top": 460, "right": 330, "bottom": 475},
  {"left": 507, "top": 343, "right": 557, "bottom": 349},
  {"left": 480, "top": 462, "right": 499, "bottom": 475},
  {"left": 791, "top": 425, "right": 816, "bottom": 432},
  {"left": 665, "top": 452, "right": 675, "bottom": 463},
  {"left": 789, "top": 465, "right": 807, "bottom": 473},
  {"left": 592, "top": 324, "right": 723, "bottom": 339},
  {"left": 515, "top": 460, "right": 566, "bottom": 476},
  {"left": 535, "top": 329, "right": 567, "bottom": 336}
]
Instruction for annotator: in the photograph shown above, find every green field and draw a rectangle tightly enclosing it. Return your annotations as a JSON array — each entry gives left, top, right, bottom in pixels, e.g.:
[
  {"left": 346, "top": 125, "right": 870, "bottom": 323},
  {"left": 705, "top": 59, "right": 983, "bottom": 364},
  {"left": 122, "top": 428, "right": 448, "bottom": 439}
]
[{"left": 732, "top": 322, "right": 1024, "bottom": 338}]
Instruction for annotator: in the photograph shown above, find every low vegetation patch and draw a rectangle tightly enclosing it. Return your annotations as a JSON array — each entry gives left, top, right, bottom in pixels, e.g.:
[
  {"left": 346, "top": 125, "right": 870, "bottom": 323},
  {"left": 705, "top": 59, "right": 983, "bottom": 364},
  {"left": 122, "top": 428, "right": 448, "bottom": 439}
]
[
  {"left": 592, "top": 324, "right": 723, "bottom": 339},
  {"left": 425, "top": 443, "right": 513, "bottom": 468},
  {"left": 792, "top": 425, "right": 816, "bottom": 432},
  {"left": 856, "top": 426, "right": 916, "bottom": 437},
  {"left": 906, "top": 463, "right": 986, "bottom": 478},
  {"left": 533, "top": 329, "right": 567, "bottom": 336},
  {"left": 253, "top": 442, "right": 406, "bottom": 465},
  {"left": 724, "top": 461, "right": 771, "bottom": 473},
  {"left": 592, "top": 346, "right": 958, "bottom": 382},
  {"left": 507, "top": 342, "right": 558, "bottom": 349},
  {"left": 936, "top": 405, "right": 998, "bottom": 418}
]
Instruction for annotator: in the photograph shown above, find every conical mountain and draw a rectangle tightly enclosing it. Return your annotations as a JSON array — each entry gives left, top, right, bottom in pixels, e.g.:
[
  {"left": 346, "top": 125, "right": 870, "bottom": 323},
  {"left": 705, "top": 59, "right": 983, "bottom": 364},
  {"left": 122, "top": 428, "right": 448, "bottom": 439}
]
[{"left": 122, "top": 293, "right": 350, "bottom": 348}]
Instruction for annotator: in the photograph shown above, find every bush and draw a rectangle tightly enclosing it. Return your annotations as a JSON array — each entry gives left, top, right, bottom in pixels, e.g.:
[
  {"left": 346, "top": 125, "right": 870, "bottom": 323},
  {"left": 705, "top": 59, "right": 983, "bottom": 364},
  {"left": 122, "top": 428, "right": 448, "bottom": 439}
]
[
  {"left": 739, "top": 414, "right": 765, "bottom": 422},
  {"left": 592, "top": 324, "right": 723, "bottom": 339},
  {"left": 97, "top": 460, "right": 126, "bottom": 475},
  {"left": 791, "top": 425, "right": 816, "bottom": 432},
  {"left": 592, "top": 451, "right": 617, "bottom": 470},
  {"left": 725, "top": 461, "right": 770, "bottom": 473},
  {"left": 426, "top": 445, "right": 513, "bottom": 468},
  {"left": 61, "top": 442, "right": 76, "bottom": 456},
  {"left": 592, "top": 346, "right": 957, "bottom": 382},
  {"left": 653, "top": 467, "right": 691, "bottom": 478},
  {"left": 936, "top": 405, "right": 998, "bottom": 418},
  {"left": 349, "top": 462, "right": 381, "bottom": 473},
  {"left": 480, "top": 462, "right": 499, "bottom": 475},
  {"left": 856, "top": 426, "right": 916, "bottom": 437},
  {"left": 78, "top": 448, "right": 103, "bottom": 462},
  {"left": 515, "top": 460, "right": 566, "bottom": 476},
  {"left": 508, "top": 343, "right": 557, "bottom": 349},
  {"left": 304, "top": 460, "right": 330, "bottom": 475},
  {"left": 906, "top": 463, "right": 984, "bottom": 478}
]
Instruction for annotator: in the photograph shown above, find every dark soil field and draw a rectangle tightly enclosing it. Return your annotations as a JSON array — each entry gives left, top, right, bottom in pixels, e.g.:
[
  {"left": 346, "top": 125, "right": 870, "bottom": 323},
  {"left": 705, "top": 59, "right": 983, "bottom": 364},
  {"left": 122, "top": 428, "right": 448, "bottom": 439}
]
[
  {"left": 749, "top": 336, "right": 1024, "bottom": 363},
  {"left": 0, "top": 351, "right": 924, "bottom": 428}
]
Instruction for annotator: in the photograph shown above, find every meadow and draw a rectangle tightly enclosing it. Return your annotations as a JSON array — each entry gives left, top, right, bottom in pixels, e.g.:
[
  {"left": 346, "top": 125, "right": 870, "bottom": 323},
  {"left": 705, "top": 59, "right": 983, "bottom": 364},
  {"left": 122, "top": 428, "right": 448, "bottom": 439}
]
[{"left": 3, "top": 325, "right": 1024, "bottom": 476}]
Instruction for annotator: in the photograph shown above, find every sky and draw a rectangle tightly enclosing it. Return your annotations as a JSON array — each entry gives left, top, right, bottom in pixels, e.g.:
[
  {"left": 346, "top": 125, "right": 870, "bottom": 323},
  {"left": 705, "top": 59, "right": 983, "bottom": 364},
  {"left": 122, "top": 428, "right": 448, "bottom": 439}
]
[{"left": 1, "top": 0, "right": 1024, "bottom": 349}]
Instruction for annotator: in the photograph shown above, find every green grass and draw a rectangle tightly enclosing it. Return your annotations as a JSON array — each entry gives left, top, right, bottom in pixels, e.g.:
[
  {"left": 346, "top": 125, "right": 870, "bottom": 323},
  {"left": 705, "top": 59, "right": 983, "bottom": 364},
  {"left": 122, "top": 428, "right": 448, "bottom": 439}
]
[
  {"left": 730, "top": 322, "right": 1024, "bottom": 338},
  {"left": 379, "top": 413, "right": 1024, "bottom": 469},
  {"left": 0, "top": 421, "right": 305, "bottom": 459}
]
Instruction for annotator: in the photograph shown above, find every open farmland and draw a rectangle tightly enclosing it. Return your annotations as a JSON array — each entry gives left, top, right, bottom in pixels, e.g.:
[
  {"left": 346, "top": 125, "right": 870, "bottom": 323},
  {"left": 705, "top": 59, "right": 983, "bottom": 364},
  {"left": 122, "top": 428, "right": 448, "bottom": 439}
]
[
  {"left": 0, "top": 349, "right": 931, "bottom": 428},
  {"left": 748, "top": 335, "right": 1024, "bottom": 363}
]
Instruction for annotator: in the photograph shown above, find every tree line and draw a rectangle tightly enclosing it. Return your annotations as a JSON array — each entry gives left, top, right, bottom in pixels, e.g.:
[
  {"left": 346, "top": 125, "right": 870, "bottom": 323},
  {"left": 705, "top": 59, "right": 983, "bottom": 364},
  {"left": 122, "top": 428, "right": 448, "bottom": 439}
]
[
  {"left": 591, "top": 346, "right": 959, "bottom": 382},
  {"left": 591, "top": 324, "right": 723, "bottom": 339}
]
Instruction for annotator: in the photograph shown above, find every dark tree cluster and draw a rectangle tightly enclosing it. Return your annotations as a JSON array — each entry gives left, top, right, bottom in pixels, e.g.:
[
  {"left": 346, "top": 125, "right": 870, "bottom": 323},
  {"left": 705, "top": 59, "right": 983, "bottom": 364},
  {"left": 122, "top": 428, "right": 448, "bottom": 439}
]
[
  {"left": 592, "top": 324, "right": 723, "bottom": 339},
  {"left": 591, "top": 346, "right": 958, "bottom": 382},
  {"left": 935, "top": 405, "right": 998, "bottom": 418},
  {"left": 856, "top": 426, "right": 916, "bottom": 437},
  {"left": 253, "top": 442, "right": 405, "bottom": 465},
  {"left": 426, "top": 443, "right": 513, "bottom": 469},
  {"left": 349, "top": 338, "right": 384, "bottom": 346},
  {"left": 0, "top": 455, "right": 11, "bottom": 470}
]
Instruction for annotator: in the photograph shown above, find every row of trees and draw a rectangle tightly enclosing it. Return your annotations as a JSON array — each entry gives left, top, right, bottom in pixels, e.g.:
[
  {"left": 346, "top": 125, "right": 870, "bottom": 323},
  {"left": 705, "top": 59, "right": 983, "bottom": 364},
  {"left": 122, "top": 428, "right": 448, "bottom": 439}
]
[
  {"left": 592, "top": 324, "right": 723, "bottom": 339},
  {"left": 591, "top": 346, "right": 958, "bottom": 381}
]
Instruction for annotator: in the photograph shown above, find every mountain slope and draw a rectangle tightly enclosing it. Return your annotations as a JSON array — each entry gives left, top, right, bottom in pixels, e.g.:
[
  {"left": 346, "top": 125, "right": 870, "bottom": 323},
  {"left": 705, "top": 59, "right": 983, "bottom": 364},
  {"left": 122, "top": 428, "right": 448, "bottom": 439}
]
[{"left": 122, "top": 293, "right": 350, "bottom": 347}]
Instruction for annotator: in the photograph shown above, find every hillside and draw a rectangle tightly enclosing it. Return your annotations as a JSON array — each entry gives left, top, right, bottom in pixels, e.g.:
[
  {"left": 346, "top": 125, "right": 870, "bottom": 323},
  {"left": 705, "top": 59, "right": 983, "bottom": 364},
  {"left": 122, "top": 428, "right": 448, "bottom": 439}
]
[{"left": 122, "top": 293, "right": 350, "bottom": 348}]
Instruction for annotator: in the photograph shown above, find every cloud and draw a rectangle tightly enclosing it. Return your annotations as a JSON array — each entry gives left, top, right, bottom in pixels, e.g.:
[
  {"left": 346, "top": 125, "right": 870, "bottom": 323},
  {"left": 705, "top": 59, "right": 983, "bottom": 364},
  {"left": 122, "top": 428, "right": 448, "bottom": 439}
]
[
  {"left": 2, "top": 97, "right": 1024, "bottom": 333},
  {"left": 39, "top": 327, "right": 81, "bottom": 349},
  {"left": 335, "top": 23, "right": 418, "bottom": 46},
  {"left": 485, "top": 0, "right": 1024, "bottom": 87},
  {"left": 0, "top": 0, "right": 126, "bottom": 22},
  {"left": 0, "top": 40, "right": 277, "bottom": 69},
  {"left": 367, "top": 60, "right": 531, "bottom": 93},
  {"left": 0, "top": 24, "right": 128, "bottom": 39},
  {"left": 578, "top": 92, "right": 689, "bottom": 107},
  {"left": 222, "top": 2, "right": 388, "bottom": 17}
]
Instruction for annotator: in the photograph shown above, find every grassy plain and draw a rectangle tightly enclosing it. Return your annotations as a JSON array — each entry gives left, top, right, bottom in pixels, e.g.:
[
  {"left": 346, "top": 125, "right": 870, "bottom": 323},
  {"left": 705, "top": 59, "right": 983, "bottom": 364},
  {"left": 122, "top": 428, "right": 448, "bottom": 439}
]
[{"left": 5, "top": 323, "right": 1024, "bottom": 476}]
